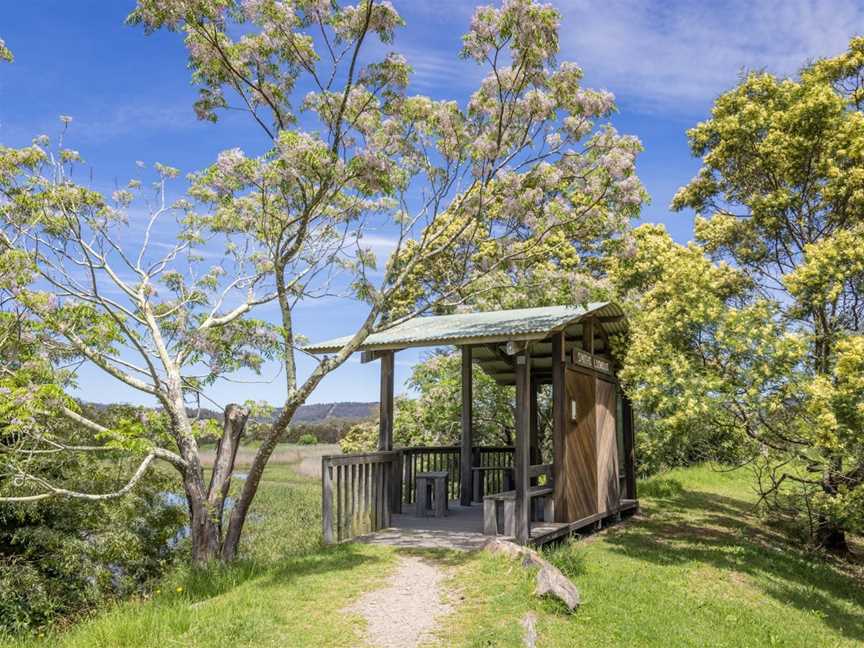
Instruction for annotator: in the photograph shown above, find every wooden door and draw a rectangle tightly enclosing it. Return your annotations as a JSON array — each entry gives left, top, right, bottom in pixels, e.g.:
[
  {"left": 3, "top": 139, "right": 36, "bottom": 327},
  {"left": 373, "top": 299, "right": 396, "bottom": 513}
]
[
  {"left": 563, "top": 368, "right": 597, "bottom": 521},
  {"left": 596, "top": 378, "right": 620, "bottom": 514}
]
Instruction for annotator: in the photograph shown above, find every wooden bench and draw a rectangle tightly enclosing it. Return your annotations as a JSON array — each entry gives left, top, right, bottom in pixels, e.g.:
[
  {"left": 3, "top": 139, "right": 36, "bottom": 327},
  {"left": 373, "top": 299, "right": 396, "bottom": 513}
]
[
  {"left": 415, "top": 471, "right": 449, "bottom": 517},
  {"left": 483, "top": 464, "right": 554, "bottom": 536}
]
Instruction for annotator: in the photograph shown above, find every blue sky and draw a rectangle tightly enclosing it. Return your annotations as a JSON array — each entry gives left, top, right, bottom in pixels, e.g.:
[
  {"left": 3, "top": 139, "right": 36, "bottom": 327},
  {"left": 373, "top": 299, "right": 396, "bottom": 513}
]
[{"left": 1, "top": 0, "right": 861, "bottom": 408}]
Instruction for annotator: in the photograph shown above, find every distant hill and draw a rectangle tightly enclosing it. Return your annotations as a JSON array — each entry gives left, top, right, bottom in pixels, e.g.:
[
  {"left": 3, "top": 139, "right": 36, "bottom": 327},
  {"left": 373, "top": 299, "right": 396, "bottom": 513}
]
[
  {"left": 84, "top": 400, "right": 378, "bottom": 424},
  {"left": 288, "top": 402, "right": 378, "bottom": 422}
]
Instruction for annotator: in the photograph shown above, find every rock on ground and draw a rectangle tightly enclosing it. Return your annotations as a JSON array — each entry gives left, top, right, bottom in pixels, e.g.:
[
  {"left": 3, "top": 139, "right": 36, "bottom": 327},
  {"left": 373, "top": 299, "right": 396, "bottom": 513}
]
[
  {"left": 344, "top": 555, "right": 453, "bottom": 648},
  {"left": 484, "top": 538, "right": 581, "bottom": 612}
]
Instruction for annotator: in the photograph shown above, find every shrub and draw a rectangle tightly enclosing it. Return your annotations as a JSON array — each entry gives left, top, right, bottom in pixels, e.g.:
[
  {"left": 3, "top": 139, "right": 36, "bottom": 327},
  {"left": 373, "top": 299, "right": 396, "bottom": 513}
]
[
  {"left": 297, "top": 433, "right": 317, "bottom": 445},
  {"left": 339, "top": 422, "right": 377, "bottom": 454},
  {"left": 0, "top": 451, "right": 185, "bottom": 635},
  {"left": 543, "top": 539, "right": 587, "bottom": 579}
]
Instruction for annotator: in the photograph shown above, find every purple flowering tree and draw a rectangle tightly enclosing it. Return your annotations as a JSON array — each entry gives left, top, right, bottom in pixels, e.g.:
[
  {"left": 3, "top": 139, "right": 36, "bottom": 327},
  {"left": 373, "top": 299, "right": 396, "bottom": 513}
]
[{"left": 1, "top": 0, "right": 644, "bottom": 563}]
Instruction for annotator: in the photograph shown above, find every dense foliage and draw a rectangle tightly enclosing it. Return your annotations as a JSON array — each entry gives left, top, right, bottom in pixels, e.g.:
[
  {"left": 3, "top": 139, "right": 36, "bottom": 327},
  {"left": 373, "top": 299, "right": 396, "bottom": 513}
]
[
  {"left": 615, "top": 38, "right": 864, "bottom": 551},
  {"left": 0, "top": 407, "right": 184, "bottom": 635},
  {"left": 340, "top": 350, "right": 521, "bottom": 452}
]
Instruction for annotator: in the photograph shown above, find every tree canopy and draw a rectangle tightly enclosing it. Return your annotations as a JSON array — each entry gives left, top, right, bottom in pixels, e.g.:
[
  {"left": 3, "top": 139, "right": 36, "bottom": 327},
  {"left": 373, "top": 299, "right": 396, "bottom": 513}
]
[{"left": 617, "top": 37, "right": 864, "bottom": 552}]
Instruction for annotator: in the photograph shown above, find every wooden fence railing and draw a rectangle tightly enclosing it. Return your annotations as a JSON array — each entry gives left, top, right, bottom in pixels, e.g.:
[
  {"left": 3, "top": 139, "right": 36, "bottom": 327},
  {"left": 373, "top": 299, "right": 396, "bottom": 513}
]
[
  {"left": 401, "top": 446, "right": 461, "bottom": 503},
  {"left": 321, "top": 451, "right": 402, "bottom": 544},
  {"left": 401, "top": 445, "right": 514, "bottom": 504},
  {"left": 474, "top": 446, "right": 515, "bottom": 497},
  {"left": 322, "top": 445, "right": 514, "bottom": 544}
]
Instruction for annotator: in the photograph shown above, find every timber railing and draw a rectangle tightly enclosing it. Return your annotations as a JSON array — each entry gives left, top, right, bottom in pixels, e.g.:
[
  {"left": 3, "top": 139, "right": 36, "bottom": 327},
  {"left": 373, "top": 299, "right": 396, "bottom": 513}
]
[
  {"left": 322, "top": 445, "right": 514, "bottom": 544},
  {"left": 321, "top": 451, "right": 402, "bottom": 544},
  {"left": 399, "top": 445, "right": 514, "bottom": 504},
  {"left": 401, "top": 446, "right": 461, "bottom": 503},
  {"left": 473, "top": 446, "right": 515, "bottom": 498}
]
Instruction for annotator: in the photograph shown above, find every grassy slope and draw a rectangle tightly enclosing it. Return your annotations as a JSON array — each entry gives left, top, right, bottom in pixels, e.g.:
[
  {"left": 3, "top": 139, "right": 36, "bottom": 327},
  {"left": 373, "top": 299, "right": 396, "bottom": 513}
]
[
  {"left": 7, "top": 454, "right": 863, "bottom": 647},
  {"left": 438, "top": 465, "right": 864, "bottom": 647},
  {"left": 5, "top": 450, "right": 398, "bottom": 648}
]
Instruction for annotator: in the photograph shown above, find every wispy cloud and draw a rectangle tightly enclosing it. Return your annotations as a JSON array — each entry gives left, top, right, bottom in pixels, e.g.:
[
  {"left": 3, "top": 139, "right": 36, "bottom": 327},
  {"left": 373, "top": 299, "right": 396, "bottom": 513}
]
[
  {"left": 70, "top": 102, "right": 198, "bottom": 143},
  {"left": 399, "top": 46, "right": 485, "bottom": 91},
  {"left": 357, "top": 234, "right": 401, "bottom": 251},
  {"left": 557, "top": 0, "right": 864, "bottom": 114},
  {"left": 1, "top": 101, "right": 199, "bottom": 148}
]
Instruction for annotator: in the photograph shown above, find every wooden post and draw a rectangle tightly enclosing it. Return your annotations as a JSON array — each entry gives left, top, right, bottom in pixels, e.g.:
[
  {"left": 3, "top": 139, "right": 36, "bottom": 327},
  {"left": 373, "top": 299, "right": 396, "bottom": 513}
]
[
  {"left": 622, "top": 394, "right": 637, "bottom": 500},
  {"left": 529, "top": 375, "right": 540, "bottom": 467},
  {"left": 514, "top": 349, "right": 531, "bottom": 543},
  {"left": 390, "top": 451, "right": 403, "bottom": 514},
  {"left": 460, "top": 345, "right": 474, "bottom": 506},
  {"left": 582, "top": 317, "right": 595, "bottom": 354},
  {"left": 378, "top": 350, "right": 395, "bottom": 451},
  {"left": 551, "top": 332, "right": 566, "bottom": 522},
  {"left": 322, "top": 457, "right": 334, "bottom": 544}
]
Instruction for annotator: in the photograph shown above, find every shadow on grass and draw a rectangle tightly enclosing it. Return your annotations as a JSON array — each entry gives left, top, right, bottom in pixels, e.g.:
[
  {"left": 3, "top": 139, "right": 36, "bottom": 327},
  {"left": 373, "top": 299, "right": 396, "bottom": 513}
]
[
  {"left": 177, "top": 542, "right": 386, "bottom": 603},
  {"left": 604, "top": 487, "right": 864, "bottom": 642},
  {"left": 394, "top": 547, "right": 478, "bottom": 568}
]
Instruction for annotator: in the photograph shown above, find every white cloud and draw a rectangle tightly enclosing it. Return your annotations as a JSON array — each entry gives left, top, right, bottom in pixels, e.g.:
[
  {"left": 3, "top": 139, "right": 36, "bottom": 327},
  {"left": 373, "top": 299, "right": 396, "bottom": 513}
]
[
  {"left": 357, "top": 234, "right": 401, "bottom": 251},
  {"left": 556, "top": 0, "right": 864, "bottom": 114},
  {"left": 399, "top": 46, "right": 485, "bottom": 91}
]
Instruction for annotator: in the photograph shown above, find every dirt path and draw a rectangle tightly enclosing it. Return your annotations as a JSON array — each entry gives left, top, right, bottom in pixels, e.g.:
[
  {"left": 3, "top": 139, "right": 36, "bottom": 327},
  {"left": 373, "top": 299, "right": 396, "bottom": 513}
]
[{"left": 345, "top": 555, "right": 453, "bottom": 648}]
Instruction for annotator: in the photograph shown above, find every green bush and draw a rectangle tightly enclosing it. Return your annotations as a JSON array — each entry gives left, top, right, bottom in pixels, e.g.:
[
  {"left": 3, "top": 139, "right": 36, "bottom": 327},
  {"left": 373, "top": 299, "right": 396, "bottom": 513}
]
[
  {"left": 297, "top": 433, "right": 317, "bottom": 445},
  {"left": 339, "top": 422, "right": 377, "bottom": 453},
  {"left": 543, "top": 538, "right": 587, "bottom": 580},
  {"left": 0, "top": 451, "right": 185, "bottom": 635}
]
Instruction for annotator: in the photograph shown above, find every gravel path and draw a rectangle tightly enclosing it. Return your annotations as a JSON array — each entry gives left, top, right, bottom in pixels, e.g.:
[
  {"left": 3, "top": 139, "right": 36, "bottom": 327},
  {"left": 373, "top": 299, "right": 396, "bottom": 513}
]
[{"left": 345, "top": 555, "right": 453, "bottom": 648}]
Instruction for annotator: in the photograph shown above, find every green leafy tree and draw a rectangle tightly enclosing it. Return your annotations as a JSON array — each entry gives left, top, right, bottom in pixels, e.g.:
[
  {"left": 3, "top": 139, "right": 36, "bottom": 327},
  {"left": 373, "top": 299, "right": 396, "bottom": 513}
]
[
  {"left": 340, "top": 350, "right": 518, "bottom": 454},
  {"left": 1, "top": 0, "right": 643, "bottom": 563},
  {"left": 617, "top": 37, "right": 864, "bottom": 552},
  {"left": 0, "top": 311, "right": 183, "bottom": 633},
  {"left": 395, "top": 352, "right": 516, "bottom": 447}
]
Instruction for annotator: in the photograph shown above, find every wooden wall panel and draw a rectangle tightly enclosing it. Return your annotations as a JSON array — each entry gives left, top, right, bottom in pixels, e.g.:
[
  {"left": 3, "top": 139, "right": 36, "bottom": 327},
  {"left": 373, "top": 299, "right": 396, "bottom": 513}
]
[
  {"left": 596, "top": 378, "right": 620, "bottom": 514},
  {"left": 563, "top": 368, "right": 597, "bottom": 521}
]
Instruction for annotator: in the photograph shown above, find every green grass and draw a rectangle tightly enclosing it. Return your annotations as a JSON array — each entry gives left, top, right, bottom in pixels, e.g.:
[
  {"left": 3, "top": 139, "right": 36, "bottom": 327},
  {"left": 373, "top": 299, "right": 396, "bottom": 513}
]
[
  {"left": 436, "top": 464, "right": 864, "bottom": 647},
  {"left": 3, "top": 451, "right": 398, "bottom": 648},
  {"left": 6, "top": 458, "right": 863, "bottom": 647}
]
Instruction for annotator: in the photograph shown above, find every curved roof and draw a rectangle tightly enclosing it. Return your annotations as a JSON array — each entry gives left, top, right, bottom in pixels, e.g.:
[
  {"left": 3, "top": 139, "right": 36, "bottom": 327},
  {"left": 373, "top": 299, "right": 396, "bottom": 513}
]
[{"left": 303, "top": 302, "right": 626, "bottom": 354}]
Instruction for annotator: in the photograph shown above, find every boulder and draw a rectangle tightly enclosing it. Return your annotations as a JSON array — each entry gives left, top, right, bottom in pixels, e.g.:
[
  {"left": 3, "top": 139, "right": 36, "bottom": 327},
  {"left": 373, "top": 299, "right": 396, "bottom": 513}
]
[
  {"left": 535, "top": 563, "right": 581, "bottom": 611},
  {"left": 483, "top": 538, "right": 581, "bottom": 612}
]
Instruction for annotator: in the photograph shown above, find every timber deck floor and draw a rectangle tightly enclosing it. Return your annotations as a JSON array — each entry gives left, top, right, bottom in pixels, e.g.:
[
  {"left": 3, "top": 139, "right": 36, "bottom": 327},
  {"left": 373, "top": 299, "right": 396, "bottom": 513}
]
[
  {"left": 357, "top": 503, "right": 489, "bottom": 551},
  {"left": 356, "top": 499, "right": 639, "bottom": 551}
]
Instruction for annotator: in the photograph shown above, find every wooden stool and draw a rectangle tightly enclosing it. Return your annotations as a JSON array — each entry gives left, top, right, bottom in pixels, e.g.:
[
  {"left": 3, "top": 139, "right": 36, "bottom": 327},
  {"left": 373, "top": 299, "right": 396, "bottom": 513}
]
[{"left": 415, "top": 471, "right": 449, "bottom": 517}]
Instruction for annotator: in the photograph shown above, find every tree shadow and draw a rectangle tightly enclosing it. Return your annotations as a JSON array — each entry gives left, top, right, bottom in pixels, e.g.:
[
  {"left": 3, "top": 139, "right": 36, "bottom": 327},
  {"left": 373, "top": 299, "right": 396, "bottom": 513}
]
[
  {"left": 394, "top": 546, "right": 479, "bottom": 568},
  {"left": 603, "top": 488, "right": 864, "bottom": 642},
  {"left": 178, "top": 543, "right": 386, "bottom": 602}
]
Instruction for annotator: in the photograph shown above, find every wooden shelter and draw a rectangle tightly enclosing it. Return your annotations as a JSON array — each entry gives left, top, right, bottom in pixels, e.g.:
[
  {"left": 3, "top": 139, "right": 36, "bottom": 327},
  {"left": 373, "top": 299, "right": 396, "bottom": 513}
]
[{"left": 306, "top": 303, "right": 637, "bottom": 547}]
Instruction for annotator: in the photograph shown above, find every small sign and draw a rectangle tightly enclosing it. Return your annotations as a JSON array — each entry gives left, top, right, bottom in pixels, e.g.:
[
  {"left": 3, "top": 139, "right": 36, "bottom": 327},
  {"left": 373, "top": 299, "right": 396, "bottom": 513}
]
[
  {"left": 593, "top": 357, "right": 611, "bottom": 373},
  {"left": 570, "top": 399, "right": 578, "bottom": 421},
  {"left": 574, "top": 349, "right": 593, "bottom": 367},
  {"left": 572, "top": 348, "right": 612, "bottom": 373}
]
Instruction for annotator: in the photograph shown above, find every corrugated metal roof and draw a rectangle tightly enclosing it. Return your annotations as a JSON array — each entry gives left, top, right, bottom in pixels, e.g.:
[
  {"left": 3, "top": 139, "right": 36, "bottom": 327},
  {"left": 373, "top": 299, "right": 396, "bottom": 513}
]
[{"left": 303, "top": 302, "right": 625, "bottom": 353}]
